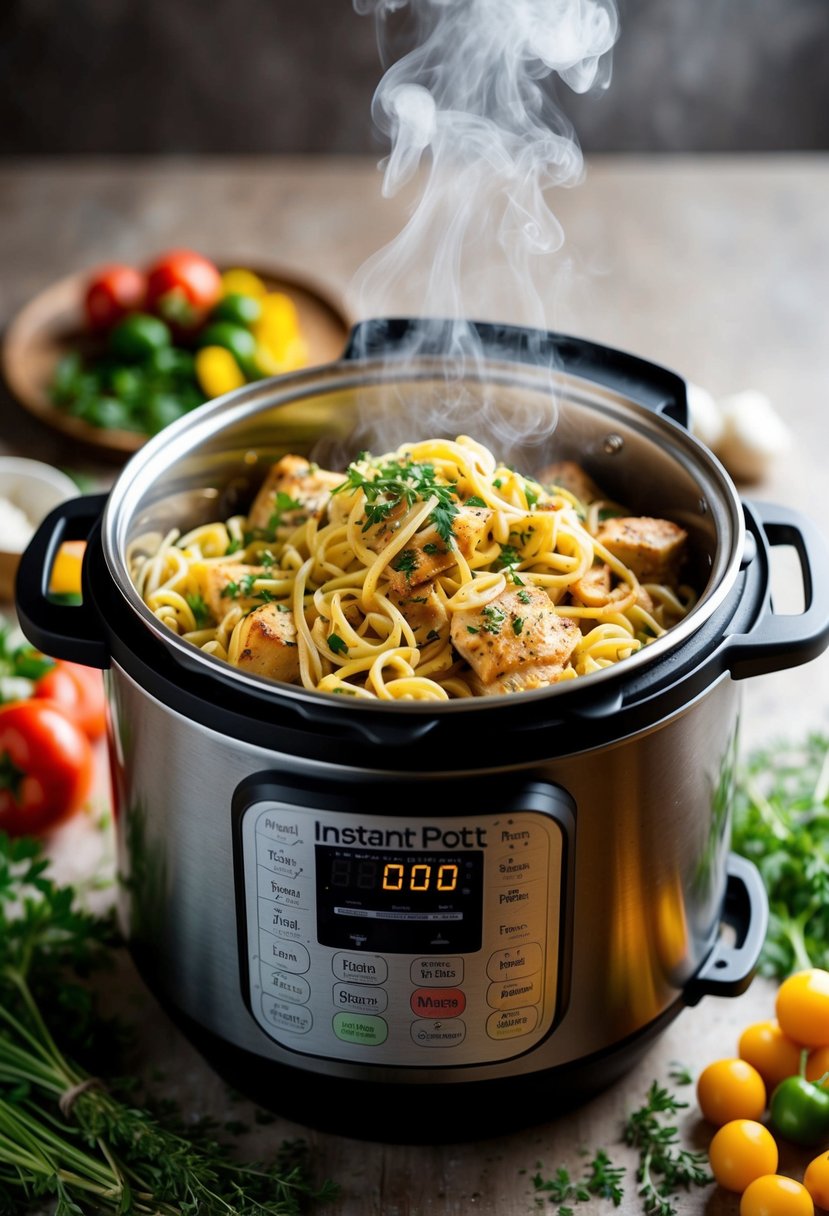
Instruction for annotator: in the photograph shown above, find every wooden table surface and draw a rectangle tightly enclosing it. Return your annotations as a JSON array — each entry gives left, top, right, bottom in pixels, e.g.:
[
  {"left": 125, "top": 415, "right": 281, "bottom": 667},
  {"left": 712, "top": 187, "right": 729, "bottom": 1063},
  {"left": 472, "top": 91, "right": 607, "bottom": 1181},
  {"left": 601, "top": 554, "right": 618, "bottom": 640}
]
[{"left": 1, "top": 155, "right": 829, "bottom": 1214}]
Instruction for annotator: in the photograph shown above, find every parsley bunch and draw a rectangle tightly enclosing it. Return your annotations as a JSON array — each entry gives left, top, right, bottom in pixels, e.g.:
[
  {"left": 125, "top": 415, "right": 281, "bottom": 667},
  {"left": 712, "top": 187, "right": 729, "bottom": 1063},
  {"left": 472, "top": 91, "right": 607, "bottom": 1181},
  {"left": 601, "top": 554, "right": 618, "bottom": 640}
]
[
  {"left": 732, "top": 732, "right": 829, "bottom": 977},
  {"left": 0, "top": 833, "right": 337, "bottom": 1215},
  {"left": 332, "top": 453, "right": 460, "bottom": 544}
]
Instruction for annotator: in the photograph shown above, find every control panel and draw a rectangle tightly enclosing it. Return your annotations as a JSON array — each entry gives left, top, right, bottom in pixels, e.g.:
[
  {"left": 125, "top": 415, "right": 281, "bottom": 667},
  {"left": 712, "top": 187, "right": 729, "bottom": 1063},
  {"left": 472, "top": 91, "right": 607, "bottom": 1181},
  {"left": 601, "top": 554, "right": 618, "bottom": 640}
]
[{"left": 235, "top": 780, "right": 572, "bottom": 1067}]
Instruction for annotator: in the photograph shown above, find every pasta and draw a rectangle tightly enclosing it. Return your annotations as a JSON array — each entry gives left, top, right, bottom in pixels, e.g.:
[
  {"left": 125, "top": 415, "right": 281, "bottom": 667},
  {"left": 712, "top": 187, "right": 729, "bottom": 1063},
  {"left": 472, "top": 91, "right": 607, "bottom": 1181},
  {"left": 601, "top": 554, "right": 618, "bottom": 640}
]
[{"left": 128, "top": 435, "right": 697, "bottom": 701}]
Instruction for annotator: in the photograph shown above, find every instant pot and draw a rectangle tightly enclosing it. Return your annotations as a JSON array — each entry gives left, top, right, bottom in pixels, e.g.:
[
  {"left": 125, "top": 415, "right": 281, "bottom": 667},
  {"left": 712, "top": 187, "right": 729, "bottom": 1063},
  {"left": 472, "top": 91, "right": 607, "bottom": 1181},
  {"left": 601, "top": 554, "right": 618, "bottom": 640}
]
[{"left": 17, "top": 320, "right": 829, "bottom": 1142}]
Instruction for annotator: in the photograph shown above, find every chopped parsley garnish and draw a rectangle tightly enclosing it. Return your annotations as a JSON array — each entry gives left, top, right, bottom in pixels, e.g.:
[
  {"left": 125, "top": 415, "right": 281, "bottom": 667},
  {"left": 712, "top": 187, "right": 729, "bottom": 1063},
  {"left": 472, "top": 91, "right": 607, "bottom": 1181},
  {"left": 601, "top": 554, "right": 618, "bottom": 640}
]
[
  {"left": 517, "top": 588, "right": 532, "bottom": 604},
  {"left": 332, "top": 454, "right": 460, "bottom": 545},
  {"left": 238, "top": 573, "right": 258, "bottom": 597},
  {"left": 266, "top": 491, "right": 304, "bottom": 536},
  {"left": 466, "top": 625, "right": 480, "bottom": 634},
  {"left": 525, "top": 485, "right": 540, "bottom": 508},
  {"left": 225, "top": 537, "right": 243, "bottom": 555},
  {"left": 497, "top": 544, "right": 521, "bottom": 569},
  {"left": 185, "top": 594, "right": 210, "bottom": 628},
  {"left": 328, "top": 634, "right": 348, "bottom": 655},
  {"left": 220, "top": 581, "right": 240, "bottom": 600},
  {"left": 331, "top": 685, "right": 357, "bottom": 695},
  {"left": 465, "top": 495, "right": 487, "bottom": 508},
  {"left": 393, "top": 549, "right": 418, "bottom": 580},
  {"left": 276, "top": 603, "right": 292, "bottom": 613},
  {"left": 481, "top": 604, "right": 506, "bottom": 635},
  {"left": 423, "top": 542, "right": 443, "bottom": 556},
  {"left": 512, "top": 617, "right": 525, "bottom": 636},
  {"left": 492, "top": 478, "right": 503, "bottom": 489},
  {"left": 260, "top": 549, "right": 275, "bottom": 569}
]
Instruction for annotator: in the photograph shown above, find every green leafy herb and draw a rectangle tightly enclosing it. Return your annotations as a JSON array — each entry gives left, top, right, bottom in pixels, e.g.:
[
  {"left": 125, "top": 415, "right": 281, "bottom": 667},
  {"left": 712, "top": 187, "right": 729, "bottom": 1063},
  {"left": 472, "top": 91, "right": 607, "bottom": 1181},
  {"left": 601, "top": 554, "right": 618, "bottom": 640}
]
[
  {"left": 267, "top": 492, "right": 304, "bottom": 536},
  {"left": 481, "top": 604, "right": 506, "bottom": 635},
  {"left": 732, "top": 733, "right": 829, "bottom": 976},
  {"left": 220, "top": 580, "right": 240, "bottom": 600},
  {"left": 465, "top": 495, "right": 488, "bottom": 508},
  {"left": 512, "top": 617, "right": 525, "bottom": 636},
  {"left": 668, "top": 1062, "right": 693, "bottom": 1087},
  {"left": 531, "top": 1150, "right": 625, "bottom": 1213},
  {"left": 423, "top": 542, "right": 443, "bottom": 556},
  {"left": 332, "top": 454, "right": 460, "bottom": 546},
  {"left": 328, "top": 634, "right": 348, "bottom": 656},
  {"left": 0, "top": 832, "right": 338, "bottom": 1215},
  {"left": 623, "top": 1081, "right": 712, "bottom": 1215},
  {"left": 584, "top": 1149, "right": 625, "bottom": 1205},
  {"left": 525, "top": 485, "right": 540, "bottom": 508},
  {"left": 225, "top": 537, "right": 243, "bottom": 555},
  {"left": 393, "top": 549, "right": 418, "bottom": 581},
  {"left": 466, "top": 625, "right": 480, "bottom": 634},
  {"left": 185, "top": 594, "right": 210, "bottom": 629},
  {"left": 492, "top": 478, "right": 503, "bottom": 489},
  {"left": 531, "top": 1165, "right": 590, "bottom": 1206},
  {"left": 517, "top": 588, "right": 532, "bottom": 604}
]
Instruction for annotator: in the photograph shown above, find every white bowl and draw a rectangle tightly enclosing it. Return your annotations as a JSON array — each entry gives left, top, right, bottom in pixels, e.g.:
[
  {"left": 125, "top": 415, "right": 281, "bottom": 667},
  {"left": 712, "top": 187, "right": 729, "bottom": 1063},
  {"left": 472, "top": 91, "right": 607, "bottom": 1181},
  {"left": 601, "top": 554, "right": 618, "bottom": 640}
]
[{"left": 0, "top": 457, "right": 79, "bottom": 601}]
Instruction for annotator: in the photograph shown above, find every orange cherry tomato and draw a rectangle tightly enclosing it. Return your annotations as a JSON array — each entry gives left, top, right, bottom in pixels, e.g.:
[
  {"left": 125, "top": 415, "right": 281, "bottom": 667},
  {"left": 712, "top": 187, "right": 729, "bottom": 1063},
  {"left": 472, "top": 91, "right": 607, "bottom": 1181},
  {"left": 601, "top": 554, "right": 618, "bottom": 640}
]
[
  {"left": 740, "top": 1175, "right": 814, "bottom": 1216},
  {"left": 776, "top": 970, "right": 829, "bottom": 1050},
  {"left": 709, "top": 1119, "right": 779, "bottom": 1193},
  {"left": 806, "top": 1047, "right": 829, "bottom": 1088},
  {"left": 0, "top": 701, "right": 93, "bottom": 837},
  {"left": 740, "top": 1021, "right": 805, "bottom": 1090},
  {"left": 33, "top": 660, "right": 106, "bottom": 741},
  {"left": 804, "top": 1152, "right": 829, "bottom": 1209},
  {"left": 697, "top": 1058, "right": 767, "bottom": 1126}
]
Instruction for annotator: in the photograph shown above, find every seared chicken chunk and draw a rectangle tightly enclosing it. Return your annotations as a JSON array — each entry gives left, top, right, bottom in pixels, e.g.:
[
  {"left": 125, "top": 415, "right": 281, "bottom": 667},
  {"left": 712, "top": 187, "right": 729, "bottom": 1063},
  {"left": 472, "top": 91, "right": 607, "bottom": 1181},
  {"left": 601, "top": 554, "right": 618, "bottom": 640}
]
[
  {"left": 233, "top": 602, "right": 300, "bottom": 683},
  {"left": 450, "top": 585, "right": 580, "bottom": 695},
  {"left": 385, "top": 505, "right": 491, "bottom": 594},
  {"left": 390, "top": 584, "right": 449, "bottom": 642},
  {"left": 536, "top": 460, "right": 606, "bottom": 506},
  {"left": 248, "top": 455, "right": 343, "bottom": 533},
  {"left": 570, "top": 562, "right": 654, "bottom": 613},
  {"left": 596, "top": 517, "right": 688, "bottom": 583},
  {"left": 198, "top": 563, "right": 267, "bottom": 619}
]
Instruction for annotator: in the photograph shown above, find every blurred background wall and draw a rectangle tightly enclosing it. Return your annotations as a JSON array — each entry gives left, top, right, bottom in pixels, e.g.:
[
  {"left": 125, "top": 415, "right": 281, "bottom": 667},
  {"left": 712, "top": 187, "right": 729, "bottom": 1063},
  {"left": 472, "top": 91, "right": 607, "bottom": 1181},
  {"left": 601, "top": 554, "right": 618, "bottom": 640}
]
[{"left": 1, "top": 0, "right": 827, "bottom": 155}]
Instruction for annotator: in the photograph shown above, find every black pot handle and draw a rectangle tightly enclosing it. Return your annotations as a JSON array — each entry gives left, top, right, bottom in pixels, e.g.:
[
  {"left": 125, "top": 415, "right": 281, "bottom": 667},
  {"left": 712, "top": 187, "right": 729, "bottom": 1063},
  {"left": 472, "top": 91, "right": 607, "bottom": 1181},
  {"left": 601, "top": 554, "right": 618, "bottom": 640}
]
[
  {"left": 15, "top": 494, "right": 110, "bottom": 669},
  {"left": 684, "top": 853, "right": 769, "bottom": 1005},
  {"left": 724, "top": 502, "right": 829, "bottom": 680},
  {"left": 343, "top": 318, "right": 689, "bottom": 426}
]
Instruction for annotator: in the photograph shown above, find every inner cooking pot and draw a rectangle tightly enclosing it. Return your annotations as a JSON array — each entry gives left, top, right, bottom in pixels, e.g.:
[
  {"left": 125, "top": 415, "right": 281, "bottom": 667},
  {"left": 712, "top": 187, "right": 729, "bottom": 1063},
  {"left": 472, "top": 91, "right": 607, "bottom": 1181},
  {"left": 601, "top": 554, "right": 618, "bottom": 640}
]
[{"left": 15, "top": 320, "right": 829, "bottom": 1142}]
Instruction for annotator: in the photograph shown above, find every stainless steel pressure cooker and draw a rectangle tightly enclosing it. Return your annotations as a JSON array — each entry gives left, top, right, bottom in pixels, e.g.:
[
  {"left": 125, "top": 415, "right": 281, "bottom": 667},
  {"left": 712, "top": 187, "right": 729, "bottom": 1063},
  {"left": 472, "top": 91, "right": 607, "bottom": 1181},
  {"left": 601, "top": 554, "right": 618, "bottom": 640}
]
[{"left": 17, "top": 320, "right": 829, "bottom": 1142}]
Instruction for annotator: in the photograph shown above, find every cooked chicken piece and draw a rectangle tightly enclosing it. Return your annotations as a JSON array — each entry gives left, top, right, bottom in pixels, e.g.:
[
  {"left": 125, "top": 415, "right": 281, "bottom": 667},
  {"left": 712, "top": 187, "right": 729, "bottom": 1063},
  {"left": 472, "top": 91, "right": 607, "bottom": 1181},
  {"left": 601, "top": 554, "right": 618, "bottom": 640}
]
[
  {"left": 233, "top": 602, "right": 300, "bottom": 683},
  {"left": 386, "top": 506, "right": 492, "bottom": 594},
  {"left": 248, "top": 455, "right": 343, "bottom": 533},
  {"left": 450, "top": 585, "right": 580, "bottom": 693},
  {"left": 535, "top": 460, "right": 607, "bottom": 506},
  {"left": 569, "top": 563, "right": 655, "bottom": 613},
  {"left": 596, "top": 517, "right": 688, "bottom": 584},
  {"left": 390, "top": 584, "right": 449, "bottom": 642},
  {"left": 198, "top": 563, "right": 267, "bottom": 619}
]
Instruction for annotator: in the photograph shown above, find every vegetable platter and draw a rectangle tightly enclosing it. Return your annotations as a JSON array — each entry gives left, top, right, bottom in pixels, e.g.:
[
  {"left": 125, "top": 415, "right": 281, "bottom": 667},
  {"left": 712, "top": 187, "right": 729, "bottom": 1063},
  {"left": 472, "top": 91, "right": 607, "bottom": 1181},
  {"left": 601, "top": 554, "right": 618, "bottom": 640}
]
[{"left": 1, "top": 251, "right": 351, "bottom": 460}]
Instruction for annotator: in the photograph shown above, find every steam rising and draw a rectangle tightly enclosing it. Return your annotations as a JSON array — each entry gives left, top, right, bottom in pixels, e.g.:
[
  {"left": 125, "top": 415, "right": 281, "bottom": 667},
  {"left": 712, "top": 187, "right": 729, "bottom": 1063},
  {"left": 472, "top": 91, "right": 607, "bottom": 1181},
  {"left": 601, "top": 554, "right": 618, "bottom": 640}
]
[{"left": 346, "top": 0, "right": 619, "bottom": 453}]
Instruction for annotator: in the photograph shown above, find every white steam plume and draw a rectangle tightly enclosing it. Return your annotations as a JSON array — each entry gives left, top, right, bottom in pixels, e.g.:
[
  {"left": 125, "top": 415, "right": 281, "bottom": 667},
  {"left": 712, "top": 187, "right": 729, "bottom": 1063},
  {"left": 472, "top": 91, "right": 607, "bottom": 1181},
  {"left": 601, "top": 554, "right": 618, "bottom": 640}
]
[{"left": 350, "top": 0, "right": 619, "bottom": 340}]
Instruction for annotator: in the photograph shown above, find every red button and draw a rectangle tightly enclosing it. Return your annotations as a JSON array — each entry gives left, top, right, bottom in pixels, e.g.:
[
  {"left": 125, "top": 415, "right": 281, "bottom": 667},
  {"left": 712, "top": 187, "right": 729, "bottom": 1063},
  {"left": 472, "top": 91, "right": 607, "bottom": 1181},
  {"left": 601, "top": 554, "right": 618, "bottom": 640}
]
[{"left": 410, "top": 987, "right": 466, "bottom": 1018}]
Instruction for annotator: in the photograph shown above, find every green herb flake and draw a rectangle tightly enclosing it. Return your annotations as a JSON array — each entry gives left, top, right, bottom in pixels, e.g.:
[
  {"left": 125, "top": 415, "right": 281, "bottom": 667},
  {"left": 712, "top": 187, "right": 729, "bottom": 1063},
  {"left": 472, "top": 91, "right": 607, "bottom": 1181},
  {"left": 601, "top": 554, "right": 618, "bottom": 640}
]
[
  {"left": 185, "top": 594, "right": 210, "bottom": 629},
  {"left": 481, "top": 604, "right": 506, "bottom": 635},
  {"left": 220, "top": 580, "right": 240, "bottom": 600},
  {"left": 465, "top": 495, "right": 487, "bottom": 508},
  {"left": 393, "top": 549, "right": 418, "bottom": 580},
  {"left": 466, "top": 625, "right": 480, "bottom": 634},
  {"left": 512, "top": 617, "right": 525, "bottom": 636},
  {"left": 328, "top": 634, "right": 348, "bottom": 655},
  {"left": 517, "top": 588, "right": 532, "bottom": 604}
]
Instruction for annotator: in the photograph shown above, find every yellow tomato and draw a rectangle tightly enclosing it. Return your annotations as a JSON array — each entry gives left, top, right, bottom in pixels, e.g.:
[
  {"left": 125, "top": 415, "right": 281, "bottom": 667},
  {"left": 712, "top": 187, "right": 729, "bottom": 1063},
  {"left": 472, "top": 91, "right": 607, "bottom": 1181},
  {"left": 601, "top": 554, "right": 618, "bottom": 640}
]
[
  {"left": 740, "top": 1175, "right": 814, "bottom": 1216},
  {"left": 195, "top": 346, "right": 246, "bottom": 398},
  {"left": 804, "top": 1152, "right": 829, "bottom": 1209},
  {"left": 776, "top": 970, "right": 829, "bottom": 1049},
  {"left": 740, "top": 1021, "right": 805, "bottom": 1090},
  {"left": 220, "top": 268, "right": 267, "bottom": 299},
  {"left": 697, "top": 1058, "right": 767, "bottom": 1126},
  {"left": 709, "top": 1120, "right": 779, "bottom": 1193}
]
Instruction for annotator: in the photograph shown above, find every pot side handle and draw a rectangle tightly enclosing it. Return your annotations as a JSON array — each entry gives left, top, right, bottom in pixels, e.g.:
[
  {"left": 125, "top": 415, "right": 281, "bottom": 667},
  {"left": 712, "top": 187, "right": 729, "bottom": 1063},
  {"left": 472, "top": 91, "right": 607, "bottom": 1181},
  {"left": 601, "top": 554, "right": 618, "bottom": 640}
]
[
  {"left": 684, "top": 853, "right": 769, "bottom": 1006},
  {"left": 724, "top": 502, "right": 829, "bottom": 680},
  {"left": 343, "top": 318, "right": 689, "bottom": 426},
  {"left": 15, "top": 494, "right": 110, "bottom": 670}
]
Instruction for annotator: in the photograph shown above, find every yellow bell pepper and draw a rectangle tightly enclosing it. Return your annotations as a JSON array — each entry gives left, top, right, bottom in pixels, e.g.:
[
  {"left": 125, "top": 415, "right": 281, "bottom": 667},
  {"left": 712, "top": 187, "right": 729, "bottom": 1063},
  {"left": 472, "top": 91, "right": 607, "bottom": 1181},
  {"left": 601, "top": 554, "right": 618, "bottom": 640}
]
[
  {"left": 49, "top": 540, "right": 86, "bottom": 597},
  {"left": 220, "top": 268, "right": 267, "bottom": 299},
  {"left": 195, "top": 346, "right": 246, "bottom": 398},
  {"left": 253, "top": 293, "right": 309, "bottom": 375}
]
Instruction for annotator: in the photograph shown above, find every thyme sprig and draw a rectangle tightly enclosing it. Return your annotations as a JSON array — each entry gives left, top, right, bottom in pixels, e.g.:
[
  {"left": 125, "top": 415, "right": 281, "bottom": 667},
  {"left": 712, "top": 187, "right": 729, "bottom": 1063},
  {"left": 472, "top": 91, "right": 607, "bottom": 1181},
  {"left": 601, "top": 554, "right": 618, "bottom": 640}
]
[
  {"left": 0, "top": 833, "right": 337, "bottom": 1215},
  {"left": 622, "top": 1082, "right": 711, "bottom": 1216}
]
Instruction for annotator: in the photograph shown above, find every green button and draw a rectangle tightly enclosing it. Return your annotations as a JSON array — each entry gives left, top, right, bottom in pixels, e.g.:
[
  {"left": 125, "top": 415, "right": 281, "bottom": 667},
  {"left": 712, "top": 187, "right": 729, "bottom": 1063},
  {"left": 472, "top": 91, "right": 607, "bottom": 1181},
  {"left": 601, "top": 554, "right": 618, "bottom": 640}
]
[{"left": 333, "top": 1012, "right": 388, "bottom": 1046}]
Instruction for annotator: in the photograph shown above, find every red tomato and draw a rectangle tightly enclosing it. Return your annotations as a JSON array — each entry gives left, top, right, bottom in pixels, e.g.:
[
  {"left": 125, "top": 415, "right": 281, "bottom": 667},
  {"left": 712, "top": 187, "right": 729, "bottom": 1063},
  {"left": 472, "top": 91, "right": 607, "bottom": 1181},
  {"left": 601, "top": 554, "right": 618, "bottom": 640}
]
[
  {"left": 0, "top": 701, "right": 93, "bottom": 837},
  {"left": 33, "top": 661, "right": 106, "bottom": 741},
  {"left": 84, "top": 263, "right": 147, "bottom": 331},
  {"left": 144, "top": 249, "right": 222, "bottom": 332}
]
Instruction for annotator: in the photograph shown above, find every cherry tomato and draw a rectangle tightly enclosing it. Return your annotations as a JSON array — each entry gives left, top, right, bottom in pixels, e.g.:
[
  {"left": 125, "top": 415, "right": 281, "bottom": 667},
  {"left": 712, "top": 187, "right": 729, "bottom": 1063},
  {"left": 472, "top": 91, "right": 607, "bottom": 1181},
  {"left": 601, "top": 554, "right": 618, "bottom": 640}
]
[
  {"left": 776, "top": 970, "right": 829, "bottom": 1049},
  {"left": 709, "top": 1119, "right": 779, "bottom": 1193},
  {"left": 769, "top": 1075, "right": 829, "bottom": 1146},
  {"left": 697, "top": 1058, "right": 767, "bottom": 1126},
  {"left": 145, "top": 249, "right": 222, "bottom": 333},
  {"left": 740, "top": 1021, "right": 805, "bottom": 1090},
  {"left": 84, "top": 263, "right": 146, "bottom": 332},
  {"left": 804, "top": 1152, "right": 829, "bottom": 1209},
  {"left": 0, "top": 701, "right": 93, "bottom": 837},
  {"left": 33, "top": 660, "right": 106, "bottom": 741},
  {"left": 740, "top": 1175, "right": 814, "bottom": 1216}
]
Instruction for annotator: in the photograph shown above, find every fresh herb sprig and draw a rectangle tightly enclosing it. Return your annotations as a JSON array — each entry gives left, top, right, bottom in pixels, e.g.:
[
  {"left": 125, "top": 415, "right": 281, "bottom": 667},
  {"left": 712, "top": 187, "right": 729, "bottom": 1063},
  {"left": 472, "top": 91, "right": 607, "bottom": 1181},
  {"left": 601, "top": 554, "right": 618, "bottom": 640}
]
[
  {"left": 531, "top": 1149, "right": 625, "bottom": 1213},
  {"left": 0, "top": 832, "right": 337, "bottom": 1215},
  {"left": 732, "top": 733, "right": 829, "bottom": 977},
  {"left": 332, "top": 453, "right": 460, "bottom": 545},
  {"left": 622, "top": 1081, "right": 711, "bottom": 1216}
]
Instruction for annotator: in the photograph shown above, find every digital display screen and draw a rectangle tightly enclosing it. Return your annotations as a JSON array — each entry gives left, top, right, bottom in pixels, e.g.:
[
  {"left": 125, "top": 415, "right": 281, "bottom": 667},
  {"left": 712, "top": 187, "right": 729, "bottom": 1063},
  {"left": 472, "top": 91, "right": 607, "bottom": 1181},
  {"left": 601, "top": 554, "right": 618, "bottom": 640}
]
[{"left": 315, "top": 846, "right": 484, "bottom": 954}]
